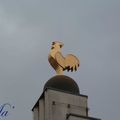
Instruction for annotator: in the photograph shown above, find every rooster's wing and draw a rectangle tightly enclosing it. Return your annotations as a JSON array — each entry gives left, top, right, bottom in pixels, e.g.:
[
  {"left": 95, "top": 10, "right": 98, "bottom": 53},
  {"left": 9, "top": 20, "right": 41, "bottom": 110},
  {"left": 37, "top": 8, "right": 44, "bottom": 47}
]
[
  {"left": 55, "top": 52, "right": 80, "bottom": 72},
  {"left": 65, "top": 54, "right": 80, "bottom": 71}
]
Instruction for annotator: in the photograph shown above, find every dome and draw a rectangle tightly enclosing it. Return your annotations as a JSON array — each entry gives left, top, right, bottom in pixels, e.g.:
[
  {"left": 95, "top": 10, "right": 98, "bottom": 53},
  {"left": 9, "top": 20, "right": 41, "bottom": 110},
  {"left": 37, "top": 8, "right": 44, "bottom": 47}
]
[{"left": 44, "top": 75, "right": 80, "bottom": 94}]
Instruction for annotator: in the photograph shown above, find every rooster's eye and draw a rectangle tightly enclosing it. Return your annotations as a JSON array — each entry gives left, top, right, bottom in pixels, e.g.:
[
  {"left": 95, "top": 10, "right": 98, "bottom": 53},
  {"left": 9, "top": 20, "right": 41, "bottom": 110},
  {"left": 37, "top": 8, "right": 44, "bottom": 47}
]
[{"left": 52, "top": 42, "right": 55, "bottom": 45}]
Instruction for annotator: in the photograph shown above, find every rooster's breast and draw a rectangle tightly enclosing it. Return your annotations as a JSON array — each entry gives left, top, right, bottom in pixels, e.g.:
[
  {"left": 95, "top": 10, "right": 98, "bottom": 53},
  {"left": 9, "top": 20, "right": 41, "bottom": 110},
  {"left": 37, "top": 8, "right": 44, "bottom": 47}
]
[{"left": 48, "top": 55, "right": 59, "bottom": 71}]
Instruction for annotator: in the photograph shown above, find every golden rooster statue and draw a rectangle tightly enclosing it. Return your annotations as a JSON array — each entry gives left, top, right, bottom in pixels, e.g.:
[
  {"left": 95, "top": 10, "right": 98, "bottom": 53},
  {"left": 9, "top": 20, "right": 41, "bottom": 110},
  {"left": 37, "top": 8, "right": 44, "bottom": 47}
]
[{"left": 48, "top": 41, "right": 80, "bottom": 75}]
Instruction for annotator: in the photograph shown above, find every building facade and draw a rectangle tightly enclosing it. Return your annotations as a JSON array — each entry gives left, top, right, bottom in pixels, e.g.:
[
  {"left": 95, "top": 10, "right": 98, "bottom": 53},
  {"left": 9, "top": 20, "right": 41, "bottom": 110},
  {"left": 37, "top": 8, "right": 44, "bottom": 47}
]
[{"left": 32, "top": 75, "right": 101, "bottom": 120}]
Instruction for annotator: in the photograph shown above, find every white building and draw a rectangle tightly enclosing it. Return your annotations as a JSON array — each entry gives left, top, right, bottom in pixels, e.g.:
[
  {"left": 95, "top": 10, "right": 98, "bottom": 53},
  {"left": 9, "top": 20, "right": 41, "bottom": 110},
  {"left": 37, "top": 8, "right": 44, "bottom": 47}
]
[{"left": 32, "top": 75, "right": 101, "bottom": 120}]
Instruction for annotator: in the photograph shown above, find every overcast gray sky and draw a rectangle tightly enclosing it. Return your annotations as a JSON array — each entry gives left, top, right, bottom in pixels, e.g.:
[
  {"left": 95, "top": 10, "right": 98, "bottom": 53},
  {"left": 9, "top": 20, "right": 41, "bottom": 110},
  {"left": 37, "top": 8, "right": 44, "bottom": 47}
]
[{"left": 0, "top": 0, "right": 120, "bottom": 120}]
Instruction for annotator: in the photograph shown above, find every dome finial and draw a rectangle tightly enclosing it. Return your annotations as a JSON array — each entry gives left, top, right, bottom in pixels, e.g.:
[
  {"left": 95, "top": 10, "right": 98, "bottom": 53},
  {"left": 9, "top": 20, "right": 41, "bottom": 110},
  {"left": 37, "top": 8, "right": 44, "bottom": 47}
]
[{"left": 48, "top": 41, "right": 80, "bottom": 75}]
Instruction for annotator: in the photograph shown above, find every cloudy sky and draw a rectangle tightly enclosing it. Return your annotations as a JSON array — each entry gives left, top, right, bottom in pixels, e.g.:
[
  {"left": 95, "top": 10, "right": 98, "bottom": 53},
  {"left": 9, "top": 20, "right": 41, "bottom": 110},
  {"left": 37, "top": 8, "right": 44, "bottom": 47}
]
[{"left": 0, "top": 0, "right": 120, "bottom": 120}]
